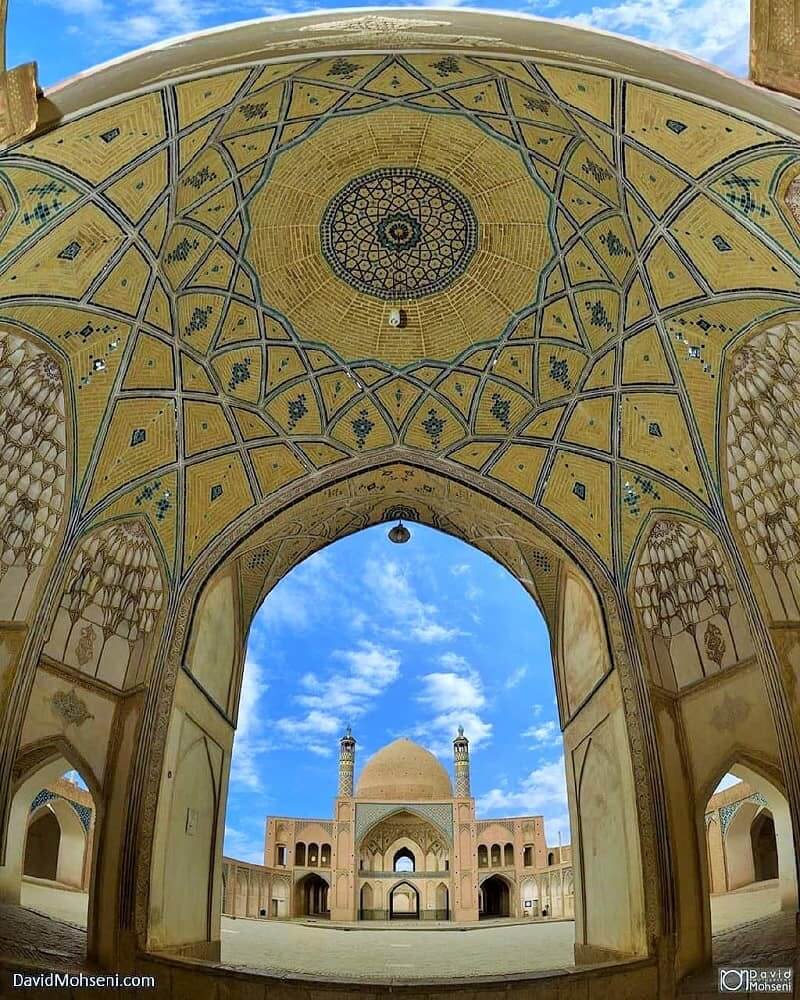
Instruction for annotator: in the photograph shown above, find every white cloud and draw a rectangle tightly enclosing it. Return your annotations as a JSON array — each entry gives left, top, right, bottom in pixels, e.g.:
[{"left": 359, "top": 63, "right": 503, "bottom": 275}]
[
  {"left": 420, "top": 671, "right": 486, "bottom": 712},
  {"left": 439, "top": 652, "right": 470, "bottom": 673},
  {"left": 523, "top": 719, "right": 561, "bottom": 747},
  {"left": 40, "top": 0, "right": 211, "bottom": 49},
  {"left": 427, "top": 709, "right": 492, "bottom": 748},
  {"left": 50, "top": 0, "right": 106, "bottom": 13},
  {"left": 532, "top": 703, "right": 544, "bottom": 716},
  {"left": 543, "top": 812, "right": 572, "bottom": 848},
  {"left": 477, "top": 757, "right": 571, "bottom": 846},
  {"left": 224, "top": 823, "right": 264, "bottom": 865},
  {"left": 275, "top": 708, "right": 340, "bottom": 737},
  {"left": 230, "top": 655, "right": 272, "bottom": 789},
  {"left": 275, "top": 641, "right": 401, "bottom": 745},
  {"left": 414, "top": 652, "right": 492, "bottom": 755},
  {"left": 563, "top": 0, "right": 749, "bottom": 75},
  {"left": 410, "top": 621, "right": 461, "bottom": 642},
  {"left": 505, "top": 665, "right": 528, "bottom": 689},
  {"left": 259, "top": 550, "right": 342, "bottom": 632},
  {"left": 368, "top": 559, "right": 462, "bottom": 643},
  {"left": 448, "top": 559, "right": 481, "bottom": 599}
]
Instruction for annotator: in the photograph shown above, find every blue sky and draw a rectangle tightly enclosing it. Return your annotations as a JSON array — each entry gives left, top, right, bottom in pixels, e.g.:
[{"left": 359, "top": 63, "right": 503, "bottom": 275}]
[
  {"left": 225, "top": 524, "right": 569, "bottom": 863},
  {"left": 8, "top": 0, "right": 750, "bottom": 90}
]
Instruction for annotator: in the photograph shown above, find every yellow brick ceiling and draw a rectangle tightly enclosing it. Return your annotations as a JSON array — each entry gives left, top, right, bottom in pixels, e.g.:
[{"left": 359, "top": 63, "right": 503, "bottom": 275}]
[{"left": 2, "top": 50, "right": 800, "bottom": 584}]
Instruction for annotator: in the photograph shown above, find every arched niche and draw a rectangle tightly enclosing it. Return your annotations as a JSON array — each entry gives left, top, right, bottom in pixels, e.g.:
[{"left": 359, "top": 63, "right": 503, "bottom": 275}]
[
  {"left": 359, "top": 881, "right": 373, "bottom": 919},
  {"left": 393, "top": 847, "right": 415, "bottom": 873},
  {"left": 183, "top": 564, "right": 242, "bottom": 714},
  {"left": 479, "top": 873, "right": 513, "bottom": 918},
  {"left": 521, "top": 875, "right": 539, "bottom": 915},
  {"left": 138, "top": 458, "right": 654, "bottom": 969},
  {"left": 557, "top": 569, "right": 612, "bottom": 716},
  {"left": 43, "top": 518, "right": 166, "bottom": 691},
  {"left": 148, "top": 718, "right": 223, "bottom": 957},
  {"left": 435, "top": 881, "right": 449, "bottom": 918},
  {"left": 389, "top": 880, "right": 419, "bottom": 919},
  {"left": 630, "top": 516, "right": 754, "bottom": 693},
  {"left": 751, "top": 811, "right": 779, "bottom": 882},
  {"left": 294, "top": 872, "right": 330, "bottom": 917}
]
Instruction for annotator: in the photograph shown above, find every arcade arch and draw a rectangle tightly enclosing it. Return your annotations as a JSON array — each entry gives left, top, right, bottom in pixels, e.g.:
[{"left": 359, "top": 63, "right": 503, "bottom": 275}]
[
  {"left": 480, "top": 874, "right": 513, "bottom": 919},
  {"left": 751, "top": 813, "right": 779, "bottom": 883},
  {"left": 0, "top": 10, "right": 799, "bottom": 998},
  {"left": 389, "top": 881, "right": 420, "bottom": 920},
  {"left": 295, "top": 873, "right": 329, "bottom": 918}
]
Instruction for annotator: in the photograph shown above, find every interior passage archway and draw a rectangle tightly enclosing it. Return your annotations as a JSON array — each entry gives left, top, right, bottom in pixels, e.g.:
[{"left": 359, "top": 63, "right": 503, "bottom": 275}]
[
  {"left": 23, "top": 810, "right": 59, "bottom": 882},
  {"left": 389, "top": 881, "right": 419, "bottom": 920},
  {"left": 480, "top": 875, "right": 511, "bottom": 919},
  {"left": 751, "top": 812, "right": 779, "bottom": 883},
  {"left": 702, "top": 762, "right": 797, "bottom": 970},
  {"left": 295, "top": 874, "right": 329, "bottom": 919}
]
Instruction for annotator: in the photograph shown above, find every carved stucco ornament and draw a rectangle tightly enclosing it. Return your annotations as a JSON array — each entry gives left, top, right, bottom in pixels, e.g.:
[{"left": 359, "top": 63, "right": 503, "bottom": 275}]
[
  {"left": 300, "top": 15, "right": 452, "bottom": 33},
  {"left": 50, "top": 688, "right": 94, "bottom": 728},
  {"left": 258, "top": 14, "right": 513, "bottom": 52}
]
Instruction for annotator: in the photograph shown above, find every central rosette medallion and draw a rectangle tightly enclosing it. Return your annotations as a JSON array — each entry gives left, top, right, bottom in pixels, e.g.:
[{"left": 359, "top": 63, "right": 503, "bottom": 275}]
[
  {"left": 320, "top": 168, "right": 478, "bottom": 300},
  {"left": 245, "top": 108, "right": 553, "bottom": 365}
]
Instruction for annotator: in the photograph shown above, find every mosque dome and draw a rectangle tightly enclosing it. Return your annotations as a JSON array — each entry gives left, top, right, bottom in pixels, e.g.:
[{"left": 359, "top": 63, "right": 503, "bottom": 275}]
[{"left": 355, "top": 738, "right": 453, "bottom": 801}]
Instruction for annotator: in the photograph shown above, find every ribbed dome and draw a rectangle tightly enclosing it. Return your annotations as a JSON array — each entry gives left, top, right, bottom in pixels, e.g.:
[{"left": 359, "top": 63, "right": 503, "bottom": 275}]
[{"left": 355, "top": 738, "right": 452, "bottom": 801}]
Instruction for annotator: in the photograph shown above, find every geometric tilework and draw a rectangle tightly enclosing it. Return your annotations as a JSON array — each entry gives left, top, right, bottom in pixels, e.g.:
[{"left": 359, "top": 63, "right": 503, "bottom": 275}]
[
  {"left": 2, "top": 46, "right": 799, "bottom": 595},
  {"left": 29, "top": 789, "right": 93, "bottom": 832},
  {"left": 720, "top": 793, "right": 769, "bottom": 836}
]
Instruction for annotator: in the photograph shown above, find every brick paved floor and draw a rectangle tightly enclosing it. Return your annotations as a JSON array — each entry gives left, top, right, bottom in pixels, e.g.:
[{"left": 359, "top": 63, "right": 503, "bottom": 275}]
[{"left": 1, "top": 880, "right": 792, "bottom": 986}]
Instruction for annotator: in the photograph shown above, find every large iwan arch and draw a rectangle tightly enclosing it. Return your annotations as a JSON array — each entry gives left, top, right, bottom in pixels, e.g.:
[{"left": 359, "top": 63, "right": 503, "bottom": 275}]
[{"left": 0, "top": 7, "right": 799, "bottom": 997}]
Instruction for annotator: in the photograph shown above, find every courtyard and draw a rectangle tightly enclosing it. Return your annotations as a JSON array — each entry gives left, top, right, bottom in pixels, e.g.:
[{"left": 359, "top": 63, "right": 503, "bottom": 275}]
[{"left": 5, "top": 881, "right": 787, "bottom": 983}]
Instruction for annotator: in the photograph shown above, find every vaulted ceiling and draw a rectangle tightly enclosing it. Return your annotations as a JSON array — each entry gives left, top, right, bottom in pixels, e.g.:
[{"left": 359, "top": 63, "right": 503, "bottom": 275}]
[{"left": 2, "top": 38, "right": 800, "bottom": 590}]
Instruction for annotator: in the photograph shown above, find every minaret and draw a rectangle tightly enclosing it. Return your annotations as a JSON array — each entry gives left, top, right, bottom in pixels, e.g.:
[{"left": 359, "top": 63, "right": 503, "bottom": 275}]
[
  {"left": 453, "top": 725, "right": 471, "bottom": 797},
  {"left": 338, "top": 725, "right": 356, "bottom": 797}
]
